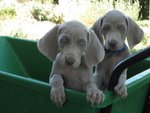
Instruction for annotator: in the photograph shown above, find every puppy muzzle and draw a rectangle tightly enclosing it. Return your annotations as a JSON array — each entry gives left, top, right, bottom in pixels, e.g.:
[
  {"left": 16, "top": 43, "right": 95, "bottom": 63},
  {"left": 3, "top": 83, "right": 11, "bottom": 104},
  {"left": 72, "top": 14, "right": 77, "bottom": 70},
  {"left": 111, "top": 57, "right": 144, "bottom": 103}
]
[{"left": 65, "top": 57, "right": 75, "bottom": 66}]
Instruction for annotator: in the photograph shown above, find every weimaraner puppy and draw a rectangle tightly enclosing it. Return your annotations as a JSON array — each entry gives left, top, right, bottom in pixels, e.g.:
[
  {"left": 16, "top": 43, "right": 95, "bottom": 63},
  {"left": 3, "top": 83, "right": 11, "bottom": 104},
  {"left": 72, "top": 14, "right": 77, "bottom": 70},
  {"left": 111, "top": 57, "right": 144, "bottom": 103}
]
[
  {"left": 37, "top": 21, "right": 105, "bottom": 107},
  {"left": 92, "top": 10, "right": 144, "bottom": 98}
]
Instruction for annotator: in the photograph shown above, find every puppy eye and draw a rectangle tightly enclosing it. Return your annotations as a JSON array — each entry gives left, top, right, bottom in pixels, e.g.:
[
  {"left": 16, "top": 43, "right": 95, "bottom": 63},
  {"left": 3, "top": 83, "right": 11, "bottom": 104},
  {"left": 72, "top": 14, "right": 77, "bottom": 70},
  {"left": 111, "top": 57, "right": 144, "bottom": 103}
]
[
  {"left": 60, "top": 37, "right": 69, "bottom": 44},
  {"left": 118, "top": 25, "right": 125, "bottom": 31},
  {"left": 79, "top": 39, "right": 86, "bottom": 46},
  {"left": 102, "top": 25, "right": 110, "bottom": 32}
]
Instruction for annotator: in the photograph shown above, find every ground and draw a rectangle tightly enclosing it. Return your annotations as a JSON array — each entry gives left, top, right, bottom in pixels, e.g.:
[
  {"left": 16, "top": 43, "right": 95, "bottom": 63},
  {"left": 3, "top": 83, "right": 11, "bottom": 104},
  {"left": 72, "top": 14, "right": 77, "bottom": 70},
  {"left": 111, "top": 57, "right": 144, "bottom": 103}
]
[{"left": 0, "top": 0, "right": 149, "bottom": 51}]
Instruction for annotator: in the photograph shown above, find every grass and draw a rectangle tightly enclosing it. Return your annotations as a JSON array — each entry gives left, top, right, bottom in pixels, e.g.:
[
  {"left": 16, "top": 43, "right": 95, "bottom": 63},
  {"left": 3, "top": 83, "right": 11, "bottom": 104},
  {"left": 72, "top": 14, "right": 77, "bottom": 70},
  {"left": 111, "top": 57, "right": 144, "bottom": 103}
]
[
  {"left": 136, "top": 20, "right": 150, "bottom": 27},
  {"left": 10, "top": 29, "right": 27, "bottom": 39},
  {"left": 31, "top": 5, "right": 64, "bottom": 24},
  {"left": 0, "top": 0, "right": 149, "bottom": 51},
  {"left": 131, "top": 36, "right": 150, "bottom": 53},
  {"left": 0, "top": 7, "right": 16, "bottom": 20}
]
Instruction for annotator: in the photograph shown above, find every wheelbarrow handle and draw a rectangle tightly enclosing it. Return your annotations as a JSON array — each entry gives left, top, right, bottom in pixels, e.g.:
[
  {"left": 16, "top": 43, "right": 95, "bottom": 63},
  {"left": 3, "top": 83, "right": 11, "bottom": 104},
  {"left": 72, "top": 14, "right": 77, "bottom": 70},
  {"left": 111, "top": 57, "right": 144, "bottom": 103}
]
[{"left": 108, "top": 46, "right": 150, "bottom": 90}]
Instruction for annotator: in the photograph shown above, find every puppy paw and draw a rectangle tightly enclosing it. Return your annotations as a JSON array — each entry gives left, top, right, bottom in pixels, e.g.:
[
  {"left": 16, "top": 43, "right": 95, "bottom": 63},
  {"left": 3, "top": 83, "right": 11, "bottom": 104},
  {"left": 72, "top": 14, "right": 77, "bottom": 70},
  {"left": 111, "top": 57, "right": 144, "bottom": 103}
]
[
  {"left": 50, "top": 86, "right": 66, "bottom": 107},
  {"left": 87, "top": 88, "right": 105, "bottom": 104},
  {"left": 114, "top": 82, "right": 128, "bottom": 98}
]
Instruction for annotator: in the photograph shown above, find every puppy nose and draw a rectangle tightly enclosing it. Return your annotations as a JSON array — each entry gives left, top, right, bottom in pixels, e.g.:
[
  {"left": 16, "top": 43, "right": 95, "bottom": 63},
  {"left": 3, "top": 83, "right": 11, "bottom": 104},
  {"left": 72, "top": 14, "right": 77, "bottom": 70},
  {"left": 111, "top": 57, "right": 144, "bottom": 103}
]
[
  {"left": 65, "top": 57, "right": 75, "bottom": 65},
  {"left": 109, "top": 40, "right": 117, "bottom": 48}
]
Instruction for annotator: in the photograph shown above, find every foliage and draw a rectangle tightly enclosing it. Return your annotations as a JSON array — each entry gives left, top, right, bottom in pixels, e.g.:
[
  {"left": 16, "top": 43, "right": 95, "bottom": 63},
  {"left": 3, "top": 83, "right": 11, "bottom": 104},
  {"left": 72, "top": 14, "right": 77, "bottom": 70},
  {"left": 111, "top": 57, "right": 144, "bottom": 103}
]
[
  {"left": 36, "top": 0, "right": 58, "bottom": 4},
  {"left": 131, "top": 36, "right": 150, "bottom": 53},
  {"left": 79, "top": 0, "right": 140, "bottom": 27},
  {"left": 49, "top": 13, "right": 64, "bottom": 24},
  {"left": 10, "top": 29, "right": 27, "bottom": 38},
  {"left": 79, "top": 0, "right": 113, "bottom": 27},
  {"left": 0, "top": 0, "right": 149, "bottom": 50},
  {"left": 31, "top": 6, "right": 49, "bottom": 21},
  {"left": 141, "top": 37, "right": 149, "bottom": 45},
  {"left": 114, "top": 0, "right": 140, "bottom": 20},
  {"left": 31, "top": 6, "right": 64, "bottom": 24},
  {"left": 136, "top": 20, "right": 150, "bottom": 27},
  {"left": 0, "top": 6, "right": 16, "bottom": 20}
]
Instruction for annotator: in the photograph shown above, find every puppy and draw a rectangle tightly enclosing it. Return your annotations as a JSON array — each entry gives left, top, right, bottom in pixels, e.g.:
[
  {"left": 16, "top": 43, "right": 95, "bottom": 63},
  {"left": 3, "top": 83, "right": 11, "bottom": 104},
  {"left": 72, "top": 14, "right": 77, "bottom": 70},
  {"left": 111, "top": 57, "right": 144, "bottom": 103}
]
[
  {"left": 92, "top": 10, "right": 144, "bottom": 98},
  {"left": 37, "top": 21, "right": 105, "bottom": 107}
]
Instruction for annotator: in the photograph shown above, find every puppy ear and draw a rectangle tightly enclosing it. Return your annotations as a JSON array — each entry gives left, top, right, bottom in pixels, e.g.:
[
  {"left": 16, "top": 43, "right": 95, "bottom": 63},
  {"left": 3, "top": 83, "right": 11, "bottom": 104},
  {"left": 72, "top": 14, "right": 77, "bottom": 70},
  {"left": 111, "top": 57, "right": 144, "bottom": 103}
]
[
  {"left": 84, "top": 30, "right": 105, "bottom": 67},
  {"left": 37, "top": 25, "right": 60, "bottom": 61},
  {"left": 91, "top": 17, "right": 104, "bottom": 44},
  {"left": 126, "top": 17, "right": 144, "bottom": 49}
]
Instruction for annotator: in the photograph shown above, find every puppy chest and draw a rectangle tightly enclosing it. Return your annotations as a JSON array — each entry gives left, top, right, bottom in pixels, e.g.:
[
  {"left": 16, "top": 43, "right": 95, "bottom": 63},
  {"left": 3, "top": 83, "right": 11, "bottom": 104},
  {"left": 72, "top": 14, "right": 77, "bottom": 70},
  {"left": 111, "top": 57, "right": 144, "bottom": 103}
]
[{"left": 62, "top": 70, "right": 91, "bottom": 91}]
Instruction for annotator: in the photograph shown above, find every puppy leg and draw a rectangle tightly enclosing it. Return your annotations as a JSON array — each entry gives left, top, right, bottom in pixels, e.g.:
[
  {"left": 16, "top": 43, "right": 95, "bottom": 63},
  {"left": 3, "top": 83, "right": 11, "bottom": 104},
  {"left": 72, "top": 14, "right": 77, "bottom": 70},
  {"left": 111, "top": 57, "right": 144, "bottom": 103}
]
[
  {"left": 86, "top": 79, "right": 105, "bottom": 104},
  {"left": 50, "top": 74, "right": 66, "bottom": 107},
  {"left": 114, "top": 69, "right": 128, "bottom": 98}
]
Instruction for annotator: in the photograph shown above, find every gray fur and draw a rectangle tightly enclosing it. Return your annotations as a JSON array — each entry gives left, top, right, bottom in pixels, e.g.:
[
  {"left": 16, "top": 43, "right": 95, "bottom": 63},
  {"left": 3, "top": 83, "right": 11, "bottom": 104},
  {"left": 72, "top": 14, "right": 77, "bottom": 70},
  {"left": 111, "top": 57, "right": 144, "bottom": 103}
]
[
  {"left": 38, "top": 21, "right": 105, "bottom": 107},
  {"left": 92, "top": 10, "right": 144, "bottom": 98}
]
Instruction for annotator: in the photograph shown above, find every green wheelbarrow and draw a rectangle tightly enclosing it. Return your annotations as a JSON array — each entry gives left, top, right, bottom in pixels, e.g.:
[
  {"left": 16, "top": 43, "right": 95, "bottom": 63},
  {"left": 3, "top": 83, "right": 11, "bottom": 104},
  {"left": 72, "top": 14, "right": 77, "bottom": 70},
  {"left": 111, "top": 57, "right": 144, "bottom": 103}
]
[{"left": 0, "top": 36, "right": 149, "bottom": 113}]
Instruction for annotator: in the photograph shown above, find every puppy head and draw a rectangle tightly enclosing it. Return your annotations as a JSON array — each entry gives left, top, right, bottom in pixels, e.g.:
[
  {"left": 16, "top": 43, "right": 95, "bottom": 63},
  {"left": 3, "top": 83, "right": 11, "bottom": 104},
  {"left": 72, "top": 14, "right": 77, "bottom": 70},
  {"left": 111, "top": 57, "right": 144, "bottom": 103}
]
[
  {"left": 38, "top": 21, "right": 104, "bottom": 68},
  {"left": 92, "top": 10, "right": 144, "bottom": 50},
  {"left": 57, "top": 21, "right": 88, "bottom": 68}
]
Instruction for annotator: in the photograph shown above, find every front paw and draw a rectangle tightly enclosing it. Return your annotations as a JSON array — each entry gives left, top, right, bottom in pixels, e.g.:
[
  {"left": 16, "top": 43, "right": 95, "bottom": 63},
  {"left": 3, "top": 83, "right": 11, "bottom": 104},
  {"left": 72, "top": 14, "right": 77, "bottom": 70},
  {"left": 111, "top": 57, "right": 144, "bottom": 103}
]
[
  {"left": 50, "top": 86, "right": 66, "bottom": 107},
  {"left": 114, "top": 82, "right": 127, "bottom": 98},
  {"left": 87, "top": 88, "right": 105, "bottom": 104}
]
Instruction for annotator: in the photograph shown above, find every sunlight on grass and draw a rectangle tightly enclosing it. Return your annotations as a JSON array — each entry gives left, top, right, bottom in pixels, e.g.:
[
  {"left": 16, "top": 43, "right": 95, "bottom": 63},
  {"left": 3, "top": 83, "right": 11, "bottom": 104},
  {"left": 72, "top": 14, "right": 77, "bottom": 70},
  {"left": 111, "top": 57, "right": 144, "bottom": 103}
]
[
  {"left": 0, "top": 0, "right": 149, "bottom": 51},
  {"left": 136, "top": 20, "right": 150, "bottom": 27},
  {"left": 10, "top": 28, "right": 27, "bottom": 39},
  {"left": 131, "top": 37, "right": 150, "bottom": 53},
  {"left": 0, "top": 6, "right": 16, "bottom": 20}
]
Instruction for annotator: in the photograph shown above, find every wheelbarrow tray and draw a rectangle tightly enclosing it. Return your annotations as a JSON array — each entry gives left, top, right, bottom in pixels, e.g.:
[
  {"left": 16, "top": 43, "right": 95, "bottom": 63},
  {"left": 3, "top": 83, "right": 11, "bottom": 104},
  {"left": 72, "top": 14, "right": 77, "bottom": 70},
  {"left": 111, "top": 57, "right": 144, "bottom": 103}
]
[{"left": 0, "top": 36, "right": 150, "bottom": 113}]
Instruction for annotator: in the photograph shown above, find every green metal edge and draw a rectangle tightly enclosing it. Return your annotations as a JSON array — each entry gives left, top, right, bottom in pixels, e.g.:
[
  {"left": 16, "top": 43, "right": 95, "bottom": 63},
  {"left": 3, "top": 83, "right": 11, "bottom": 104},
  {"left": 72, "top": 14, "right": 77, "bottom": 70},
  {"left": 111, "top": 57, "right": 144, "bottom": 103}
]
[
  {"left": 0, "top": 69, "right": 150, "bottom": 108},
  {"left": 5, "top": 38, "right": 29, "bottom": 76}
]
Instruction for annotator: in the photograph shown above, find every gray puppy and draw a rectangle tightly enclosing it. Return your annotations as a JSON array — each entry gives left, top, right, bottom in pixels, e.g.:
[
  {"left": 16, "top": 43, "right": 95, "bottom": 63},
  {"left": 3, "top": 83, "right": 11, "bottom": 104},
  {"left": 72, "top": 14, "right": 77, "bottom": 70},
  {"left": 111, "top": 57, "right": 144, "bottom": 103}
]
[
  {"left": 92, "top": 10, "right": 144, "bottom": 98},
  {"left": 38, "top": 21, "right": 105, "bottom": 107}
]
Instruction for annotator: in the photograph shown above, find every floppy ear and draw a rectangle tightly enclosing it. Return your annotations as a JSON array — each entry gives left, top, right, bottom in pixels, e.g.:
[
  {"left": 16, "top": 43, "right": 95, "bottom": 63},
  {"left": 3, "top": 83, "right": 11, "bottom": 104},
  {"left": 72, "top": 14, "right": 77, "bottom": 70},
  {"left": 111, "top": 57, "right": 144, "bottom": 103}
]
[
  {"left": 84, "top": 30, "right": 105, "bottom": 67},
  {"left": 37, "top": 25, "right": 60, "bottom": 61},
  {"left": 126, "top": 17, "right": 144, "bottom": 49},
  {"left": 91, "top": 17, "right": 104, "bottom": 44}
]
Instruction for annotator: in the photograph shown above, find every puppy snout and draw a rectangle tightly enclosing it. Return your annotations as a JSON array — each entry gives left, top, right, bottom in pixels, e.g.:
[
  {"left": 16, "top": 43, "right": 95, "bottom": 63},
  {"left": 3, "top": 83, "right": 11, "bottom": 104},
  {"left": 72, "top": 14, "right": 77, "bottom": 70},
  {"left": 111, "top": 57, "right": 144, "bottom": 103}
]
[
  {"left": 109, "top": 40, "right": 117, "bottom": 48},
  {"left": 65, "top": 57, "right": 75, "bottom": 65}
]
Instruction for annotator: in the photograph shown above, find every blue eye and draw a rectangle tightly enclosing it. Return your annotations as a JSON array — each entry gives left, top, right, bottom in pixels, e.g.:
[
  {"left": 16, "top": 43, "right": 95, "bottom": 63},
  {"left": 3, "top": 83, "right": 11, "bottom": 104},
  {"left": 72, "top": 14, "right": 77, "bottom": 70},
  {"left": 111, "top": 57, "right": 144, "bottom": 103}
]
[
  {"left": 103, "top": 25, "right": 110, "bottom": 32},
  {"left": 79, "top": 39, "right": 86, "bottom": 46},
  {"left": 118, "top": 25, "right": 125, "bottom": 31},
  {"left": 60, "top": 37, "right": 69, "bottom": 44}
]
